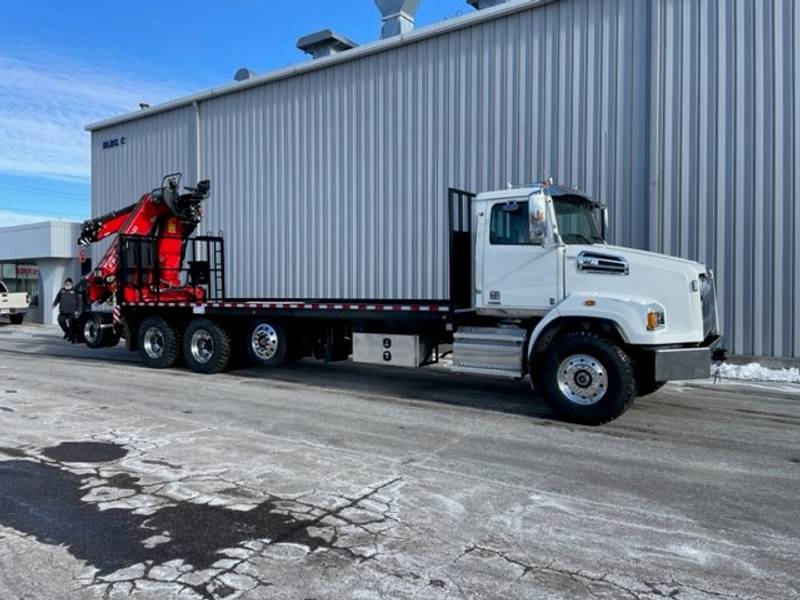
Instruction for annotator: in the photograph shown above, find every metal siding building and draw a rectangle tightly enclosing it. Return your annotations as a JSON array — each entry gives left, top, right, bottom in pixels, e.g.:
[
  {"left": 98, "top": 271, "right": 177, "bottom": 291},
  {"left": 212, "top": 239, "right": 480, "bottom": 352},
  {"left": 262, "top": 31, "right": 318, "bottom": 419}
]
[{"left": 87, "top": 0, "right": 800, "bottom": 358}]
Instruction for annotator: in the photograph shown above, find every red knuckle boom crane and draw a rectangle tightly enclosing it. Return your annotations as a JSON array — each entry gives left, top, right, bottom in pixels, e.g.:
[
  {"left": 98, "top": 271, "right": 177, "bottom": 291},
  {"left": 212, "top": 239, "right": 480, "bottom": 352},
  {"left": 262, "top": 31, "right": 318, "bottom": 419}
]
[{"left": 78, "top": 174, "right": 211, "bottom": 305}]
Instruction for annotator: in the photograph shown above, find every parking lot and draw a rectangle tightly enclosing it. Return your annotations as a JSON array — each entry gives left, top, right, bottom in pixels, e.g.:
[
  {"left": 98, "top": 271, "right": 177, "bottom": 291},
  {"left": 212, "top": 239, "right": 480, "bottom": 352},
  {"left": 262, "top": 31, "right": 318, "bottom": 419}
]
[{"left": 0, "top": 323, "right": 798, "bottom": 600}]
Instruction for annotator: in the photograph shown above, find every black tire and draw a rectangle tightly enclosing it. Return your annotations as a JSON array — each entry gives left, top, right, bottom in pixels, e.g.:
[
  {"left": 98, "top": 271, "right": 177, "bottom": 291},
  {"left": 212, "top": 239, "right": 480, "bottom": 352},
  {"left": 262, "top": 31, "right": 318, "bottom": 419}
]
[
  {"left": 637, "top": 380, "right": 666, "bottom": 397},
  {"left": 9, "top": 314, "right": 23, "bottom": 325},
  {"left": 535, "top": 331, "right": 636, "bottom": 425},
  {"left": 138, "top": 316, "right": 181, "bottom": 369},
  {"left": 246, "top": 320, "right": 288, "bottom": 367},
  {"left": 183, "top": 318, "right": 231, "bottom": 374},
  {"left": 82, "top": 314, "right": 105, "bottom": 349}
]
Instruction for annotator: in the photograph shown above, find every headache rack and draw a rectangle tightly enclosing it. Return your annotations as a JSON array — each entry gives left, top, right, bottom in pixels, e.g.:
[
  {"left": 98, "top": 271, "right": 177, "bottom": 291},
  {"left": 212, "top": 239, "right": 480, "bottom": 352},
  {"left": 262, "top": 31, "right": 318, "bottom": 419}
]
[
  {"left": 448, "top": 188, "right": 475, "bottom": 310},
  {"left": 118, "top": 234, "right": 226, "bottom": 302}
]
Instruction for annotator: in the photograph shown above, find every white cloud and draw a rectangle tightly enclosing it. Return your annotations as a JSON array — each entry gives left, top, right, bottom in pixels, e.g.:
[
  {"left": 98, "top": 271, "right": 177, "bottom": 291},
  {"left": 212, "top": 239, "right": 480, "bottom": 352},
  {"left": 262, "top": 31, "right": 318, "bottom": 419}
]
[
  {"left": 0, "top": 210, "right": 73, "bottom": 227},
  {"left": 0, "top": 51, "right": 192, "bottom": 181}
]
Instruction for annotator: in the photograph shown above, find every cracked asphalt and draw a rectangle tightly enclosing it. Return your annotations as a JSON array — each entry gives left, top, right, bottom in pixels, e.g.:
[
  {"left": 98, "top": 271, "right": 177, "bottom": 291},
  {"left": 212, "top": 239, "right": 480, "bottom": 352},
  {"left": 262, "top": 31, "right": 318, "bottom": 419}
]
[{"left": 0, "top": 324, "right": 798, "bottom": 600}]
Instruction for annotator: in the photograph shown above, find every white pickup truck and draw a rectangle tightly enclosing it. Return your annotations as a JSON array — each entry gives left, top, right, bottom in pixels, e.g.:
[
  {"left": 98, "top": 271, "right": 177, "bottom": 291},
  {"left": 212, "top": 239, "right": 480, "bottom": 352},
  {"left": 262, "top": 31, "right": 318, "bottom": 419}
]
[{"left": 0, "top": 281, "right": 29, "bottom": 325}]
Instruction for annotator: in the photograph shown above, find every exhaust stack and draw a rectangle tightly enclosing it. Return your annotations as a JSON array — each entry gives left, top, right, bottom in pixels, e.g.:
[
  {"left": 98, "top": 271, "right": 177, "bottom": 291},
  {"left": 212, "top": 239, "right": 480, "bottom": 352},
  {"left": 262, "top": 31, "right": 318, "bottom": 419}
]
[{"left": 374, "top": 0, "right": 420, "bottom": 38}]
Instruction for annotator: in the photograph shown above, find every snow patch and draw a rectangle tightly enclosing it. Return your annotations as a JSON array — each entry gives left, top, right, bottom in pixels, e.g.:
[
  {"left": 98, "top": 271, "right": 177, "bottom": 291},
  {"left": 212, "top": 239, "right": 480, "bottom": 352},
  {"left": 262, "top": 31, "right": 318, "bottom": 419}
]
[{"left": 713, "top": 362, "right": 800, "bottom": 384}]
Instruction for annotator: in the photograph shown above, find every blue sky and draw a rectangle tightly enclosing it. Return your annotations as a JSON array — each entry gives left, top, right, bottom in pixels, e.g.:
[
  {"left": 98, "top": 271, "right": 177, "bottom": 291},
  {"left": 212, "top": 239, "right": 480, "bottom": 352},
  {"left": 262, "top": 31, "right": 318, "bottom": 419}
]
[{"left": 0, "top": 0, "right": 469, "bottom": 227}]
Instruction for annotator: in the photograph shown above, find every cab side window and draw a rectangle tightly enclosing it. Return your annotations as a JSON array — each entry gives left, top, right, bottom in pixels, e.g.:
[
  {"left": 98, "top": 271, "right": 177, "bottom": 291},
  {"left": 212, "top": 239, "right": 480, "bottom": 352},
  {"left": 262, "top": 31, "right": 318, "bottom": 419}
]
[{"left": 490, "top": 201, "right": 530, "bottom": 245}]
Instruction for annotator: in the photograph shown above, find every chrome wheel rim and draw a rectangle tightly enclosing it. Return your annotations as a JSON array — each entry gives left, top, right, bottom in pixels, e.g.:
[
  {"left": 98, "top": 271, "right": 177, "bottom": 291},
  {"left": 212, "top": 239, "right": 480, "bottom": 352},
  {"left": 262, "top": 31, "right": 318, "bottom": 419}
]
[
  {"left": 557, "top": 353, "right": 607, "bottom": 405},
  {"left": 251, "top": 324, "right": 279, "bottom": 361},
  {"left": 84, "top": 320, "right": 100, "bottom": 344},
  {"left": 143, "top": 327, "right": 165, "bottom": 359},
  {"left": 191, "top": 330, "right": 214, "bottom": 364}
]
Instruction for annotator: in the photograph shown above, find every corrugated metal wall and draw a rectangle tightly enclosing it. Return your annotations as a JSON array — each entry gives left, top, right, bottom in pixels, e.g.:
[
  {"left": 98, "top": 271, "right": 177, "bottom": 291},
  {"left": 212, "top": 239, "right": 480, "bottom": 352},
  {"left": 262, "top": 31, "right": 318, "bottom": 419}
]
[
  {"left": 650, "top": 0, "right": 800, "bottom": 356},
  {"left": 91, "top": 106, "right": 197, "bottom": 208},
  {"left": 93, "top": 0, "right": 650, "bottom": 301},
  {"left": 90, "top": 0, "right": 800, "bottom": 357}
]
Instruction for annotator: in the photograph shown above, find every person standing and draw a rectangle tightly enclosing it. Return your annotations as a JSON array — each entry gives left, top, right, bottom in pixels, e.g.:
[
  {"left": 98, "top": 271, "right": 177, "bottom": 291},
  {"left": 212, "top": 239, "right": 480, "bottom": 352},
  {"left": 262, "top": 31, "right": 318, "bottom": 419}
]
[{"left": 52, "top": 278, "right": 82, "bottom": 341}]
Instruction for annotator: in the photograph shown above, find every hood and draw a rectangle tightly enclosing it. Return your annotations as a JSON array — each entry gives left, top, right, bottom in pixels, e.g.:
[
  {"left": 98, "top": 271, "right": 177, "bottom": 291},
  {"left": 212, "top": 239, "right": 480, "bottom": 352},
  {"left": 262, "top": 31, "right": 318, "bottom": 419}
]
[
  {"left": 599, "top": 244, "right": 707, "bottom": 274},
  {"left": 564, "top": 243, "right": 709, "bottom": 344}
]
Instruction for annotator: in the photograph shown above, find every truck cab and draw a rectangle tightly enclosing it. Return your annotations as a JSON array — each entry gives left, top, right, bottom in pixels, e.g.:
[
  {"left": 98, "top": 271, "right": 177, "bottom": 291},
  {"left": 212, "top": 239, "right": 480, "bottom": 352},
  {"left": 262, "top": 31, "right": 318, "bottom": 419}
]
[{"left": 452, "top": 182, "right": 722, "bottom": 423}]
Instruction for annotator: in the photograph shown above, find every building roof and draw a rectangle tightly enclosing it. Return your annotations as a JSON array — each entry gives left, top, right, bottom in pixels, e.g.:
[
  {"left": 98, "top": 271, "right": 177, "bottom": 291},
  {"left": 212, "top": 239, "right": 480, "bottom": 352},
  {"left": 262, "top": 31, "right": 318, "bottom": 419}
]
[
  {"left": 85, "top": 0, "right": 553, "bottom": 132},
  {"left": 0, "top": 221, "right": 82, "bottom": 261}
]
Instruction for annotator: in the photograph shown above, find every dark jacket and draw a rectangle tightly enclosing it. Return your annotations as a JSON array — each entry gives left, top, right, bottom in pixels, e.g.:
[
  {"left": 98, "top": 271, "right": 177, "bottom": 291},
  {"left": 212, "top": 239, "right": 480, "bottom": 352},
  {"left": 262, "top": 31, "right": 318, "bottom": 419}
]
[{"left": 53, "top": 287, "right": 82, "bottom": 315}]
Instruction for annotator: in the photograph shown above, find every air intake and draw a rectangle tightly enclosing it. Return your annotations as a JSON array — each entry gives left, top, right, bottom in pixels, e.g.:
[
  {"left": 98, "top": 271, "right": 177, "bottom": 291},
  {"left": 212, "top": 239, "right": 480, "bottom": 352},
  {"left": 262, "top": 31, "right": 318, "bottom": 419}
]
[
  {"left": 297, "top": 29, "right": 358, "bottom": 59},
  {"left": 576, "top": 251, "right": 630, "bottom": 275},
  {"left": 374, "top": 0, "right": 420, "bottom": 38}
]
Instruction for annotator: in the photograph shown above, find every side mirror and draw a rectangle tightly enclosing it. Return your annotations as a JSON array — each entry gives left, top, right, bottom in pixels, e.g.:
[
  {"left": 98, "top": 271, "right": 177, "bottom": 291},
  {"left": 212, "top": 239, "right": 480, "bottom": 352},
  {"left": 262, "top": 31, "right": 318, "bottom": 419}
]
[{"left": 528, "top": 192, "right": 548, "bottom": 245}]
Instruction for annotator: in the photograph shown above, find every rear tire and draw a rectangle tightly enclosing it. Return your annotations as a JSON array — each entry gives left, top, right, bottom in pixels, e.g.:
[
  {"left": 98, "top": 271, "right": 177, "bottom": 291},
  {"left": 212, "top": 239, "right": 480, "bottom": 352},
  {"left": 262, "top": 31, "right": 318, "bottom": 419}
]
[
  {"left": 246, "top": 320, "right": 288, "bottom": 367},
  {"left": 138, "top": 316, "right": 181, "bottom": 369},
  {"left": 535, "top": 331, "right": 636, "bottom": 425},
  {"left": 9, "top": 314, "right": 23, "bottom": 325},
  {"left": 183, "top": 318, "right": 231, "bottom": 374},
  {"left": 83, "top": 314, "right": 105, "bottom": 349}
]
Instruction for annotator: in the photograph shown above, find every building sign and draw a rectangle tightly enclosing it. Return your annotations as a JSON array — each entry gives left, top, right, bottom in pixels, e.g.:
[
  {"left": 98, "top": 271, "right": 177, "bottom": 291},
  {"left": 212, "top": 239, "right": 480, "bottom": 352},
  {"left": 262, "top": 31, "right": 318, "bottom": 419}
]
[
  {"left": 102, "top": 136, "right": 126, "bottom": 150},
  {"left": 16, "top": 264, "right": 39, "bottom": 279}
]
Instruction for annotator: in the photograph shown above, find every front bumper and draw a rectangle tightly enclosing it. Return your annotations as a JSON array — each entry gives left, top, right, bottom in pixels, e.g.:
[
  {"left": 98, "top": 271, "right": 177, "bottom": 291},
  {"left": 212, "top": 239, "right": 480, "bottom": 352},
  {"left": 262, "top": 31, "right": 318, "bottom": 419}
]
[{"left": 648, "top": 336, "right": 726, "bottom": 382}]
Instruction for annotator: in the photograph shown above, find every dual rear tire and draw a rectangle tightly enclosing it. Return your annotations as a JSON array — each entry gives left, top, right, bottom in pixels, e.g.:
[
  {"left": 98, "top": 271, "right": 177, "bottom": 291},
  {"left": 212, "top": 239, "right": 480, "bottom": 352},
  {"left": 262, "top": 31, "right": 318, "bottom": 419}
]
[
  {"left": 138, "top": 317, "right": 182, "bottom": 369},
  {"left": 83, "top": 314, "right": 120, "bottom": 348},
  {"left": 137, "top": 317, "right": 289, "bottom": 374},
  {"left": 137, "top": 317, "right": 230, "bottom": 374},
  {"left": 183, "top": 319, "right": 231, "bottom": 374}
]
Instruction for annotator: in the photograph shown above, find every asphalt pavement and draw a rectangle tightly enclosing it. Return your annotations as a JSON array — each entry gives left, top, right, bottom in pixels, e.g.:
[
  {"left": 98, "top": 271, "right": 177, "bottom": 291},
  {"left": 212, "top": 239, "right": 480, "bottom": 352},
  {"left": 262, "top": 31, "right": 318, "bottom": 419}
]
[{"left": 0, "top": 323, "right": 798, "bottom": 600}]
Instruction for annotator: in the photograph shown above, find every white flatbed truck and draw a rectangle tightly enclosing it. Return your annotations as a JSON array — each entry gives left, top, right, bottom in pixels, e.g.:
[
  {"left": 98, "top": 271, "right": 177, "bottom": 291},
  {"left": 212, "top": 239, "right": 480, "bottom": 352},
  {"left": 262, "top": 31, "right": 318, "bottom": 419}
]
[{"left": 82, "top": 179, "right": 724, "bottom": 425}]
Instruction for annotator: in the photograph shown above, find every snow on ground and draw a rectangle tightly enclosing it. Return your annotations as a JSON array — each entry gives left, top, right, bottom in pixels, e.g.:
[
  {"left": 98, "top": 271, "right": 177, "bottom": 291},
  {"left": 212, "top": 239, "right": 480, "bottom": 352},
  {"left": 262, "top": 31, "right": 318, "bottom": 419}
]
[{"left": 713, "top": 361, "right": 800, "bottom": 385}]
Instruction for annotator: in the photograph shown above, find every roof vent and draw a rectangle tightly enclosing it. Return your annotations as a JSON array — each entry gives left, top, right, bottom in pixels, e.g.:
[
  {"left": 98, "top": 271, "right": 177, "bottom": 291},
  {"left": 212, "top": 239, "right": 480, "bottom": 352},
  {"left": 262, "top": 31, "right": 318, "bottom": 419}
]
[
  {"left": 234, "top": 68, "right": 256, "bottom": 82},
  {"left": 374, "top": 0, "right": 420, "bottom": 38},
  {"left": 467, "top": 0, "right": 512, "bottom": 9},
  {"left": 297, "top": 29, "right": 358, "bottom": 59}
]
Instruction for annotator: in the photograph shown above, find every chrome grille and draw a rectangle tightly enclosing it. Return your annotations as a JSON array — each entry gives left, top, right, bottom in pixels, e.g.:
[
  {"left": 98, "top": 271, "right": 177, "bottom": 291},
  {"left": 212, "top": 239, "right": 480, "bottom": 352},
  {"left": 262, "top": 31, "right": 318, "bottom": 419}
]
[
  {"left": 576, "top": 251, "right": 629, "bottom": 275},
  {"left": 699, "top": 273, "right": 718, "bottom": 337}
]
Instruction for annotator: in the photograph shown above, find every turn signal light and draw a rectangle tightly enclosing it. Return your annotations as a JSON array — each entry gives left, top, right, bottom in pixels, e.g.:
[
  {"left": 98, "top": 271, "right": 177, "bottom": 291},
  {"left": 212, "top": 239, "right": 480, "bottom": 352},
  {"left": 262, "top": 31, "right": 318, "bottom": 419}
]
[{"left": 647, "top": 311, "right": 659, "bottom": 331}]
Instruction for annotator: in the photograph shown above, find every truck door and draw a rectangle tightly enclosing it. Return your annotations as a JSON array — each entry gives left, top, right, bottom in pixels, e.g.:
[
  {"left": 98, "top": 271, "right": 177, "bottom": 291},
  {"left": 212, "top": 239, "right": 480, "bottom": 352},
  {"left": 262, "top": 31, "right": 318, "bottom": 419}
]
[{"left": 478, "top": 199, "right": 561, "bottom": 312}]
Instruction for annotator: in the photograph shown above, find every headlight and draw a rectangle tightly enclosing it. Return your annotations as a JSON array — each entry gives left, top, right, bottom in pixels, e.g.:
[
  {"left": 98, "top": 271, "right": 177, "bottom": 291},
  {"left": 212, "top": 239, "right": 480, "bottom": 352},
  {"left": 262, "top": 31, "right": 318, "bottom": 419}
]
[{"left": 646, "top": 304, "right": 666, "bottom": 331}]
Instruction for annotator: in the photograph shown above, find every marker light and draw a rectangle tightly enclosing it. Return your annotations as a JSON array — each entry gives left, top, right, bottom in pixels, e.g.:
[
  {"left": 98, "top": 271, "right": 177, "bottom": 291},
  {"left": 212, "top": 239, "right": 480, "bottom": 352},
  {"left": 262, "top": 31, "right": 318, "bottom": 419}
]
[{"left": 646, "top": 304, "right": 666, "bottom": 331}]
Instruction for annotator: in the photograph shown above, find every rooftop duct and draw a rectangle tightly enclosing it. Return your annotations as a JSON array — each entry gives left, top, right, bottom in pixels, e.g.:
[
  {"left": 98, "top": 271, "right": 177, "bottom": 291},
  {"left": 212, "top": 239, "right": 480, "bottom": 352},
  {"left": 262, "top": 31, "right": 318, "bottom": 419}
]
[
  {"left": 467, "top": 0, "right": 513, "bottom": 8},
  {"left": 374, "top": 0, "right": 420, "bottom": 38},
  {"left": 297, "top": 29, "right": 358, "bottom": 59}
]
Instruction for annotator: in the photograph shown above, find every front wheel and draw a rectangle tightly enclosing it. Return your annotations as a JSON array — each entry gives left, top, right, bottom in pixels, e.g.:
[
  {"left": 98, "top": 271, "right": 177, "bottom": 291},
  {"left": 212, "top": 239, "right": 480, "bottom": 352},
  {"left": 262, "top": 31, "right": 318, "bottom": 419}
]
[{"left": 535, "top": 331, "right": 636, "bottom": 425}]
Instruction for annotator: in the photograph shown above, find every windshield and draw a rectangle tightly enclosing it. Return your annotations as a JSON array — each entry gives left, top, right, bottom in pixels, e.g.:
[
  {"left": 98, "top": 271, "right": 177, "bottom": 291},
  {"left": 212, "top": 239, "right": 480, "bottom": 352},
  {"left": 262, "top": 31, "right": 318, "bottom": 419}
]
[{"left": 553, "top": 195, "right": 604, "bottom": 245}]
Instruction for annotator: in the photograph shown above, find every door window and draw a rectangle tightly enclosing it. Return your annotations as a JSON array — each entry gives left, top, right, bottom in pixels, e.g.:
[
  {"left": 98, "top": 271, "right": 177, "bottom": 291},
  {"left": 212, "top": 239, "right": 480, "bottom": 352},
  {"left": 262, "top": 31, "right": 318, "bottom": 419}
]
[{"left": 490, "top": 201, "right": 530, "bottom": 245}]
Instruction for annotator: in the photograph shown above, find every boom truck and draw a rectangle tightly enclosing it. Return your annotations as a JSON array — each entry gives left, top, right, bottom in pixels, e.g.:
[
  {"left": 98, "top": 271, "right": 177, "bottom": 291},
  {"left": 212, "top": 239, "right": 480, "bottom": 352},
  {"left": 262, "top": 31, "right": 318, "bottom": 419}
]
[{"left": 75, "top": 174, "right": 723, "bottom": 425}]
